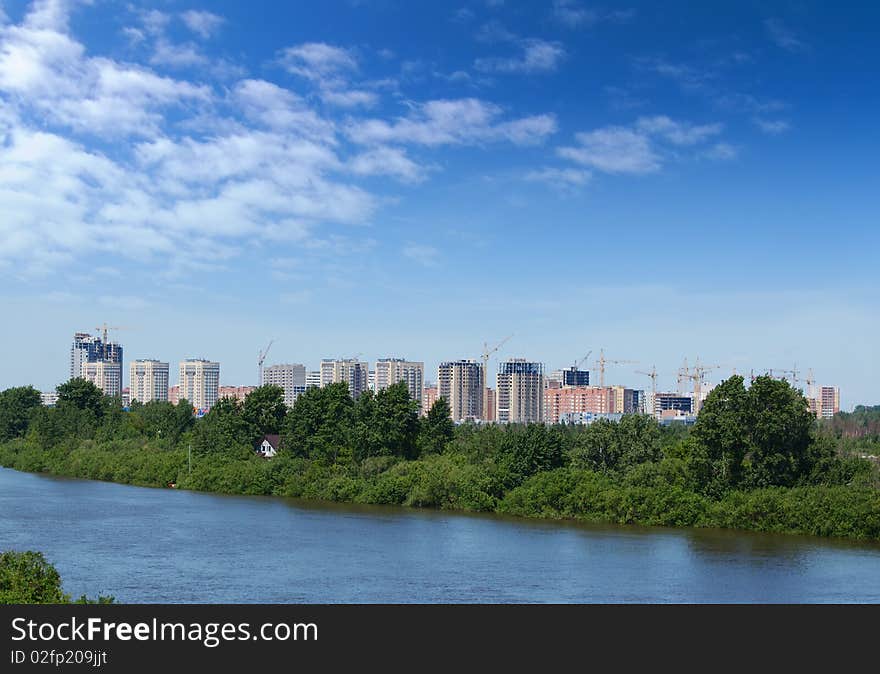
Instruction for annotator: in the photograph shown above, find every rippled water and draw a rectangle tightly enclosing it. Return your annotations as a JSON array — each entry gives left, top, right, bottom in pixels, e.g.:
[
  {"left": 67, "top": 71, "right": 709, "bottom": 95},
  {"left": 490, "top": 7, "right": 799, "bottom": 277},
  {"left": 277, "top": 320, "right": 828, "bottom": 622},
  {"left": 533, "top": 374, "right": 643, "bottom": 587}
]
[{"left": 2, "top": 467, "right": 879, "bottom": 603}]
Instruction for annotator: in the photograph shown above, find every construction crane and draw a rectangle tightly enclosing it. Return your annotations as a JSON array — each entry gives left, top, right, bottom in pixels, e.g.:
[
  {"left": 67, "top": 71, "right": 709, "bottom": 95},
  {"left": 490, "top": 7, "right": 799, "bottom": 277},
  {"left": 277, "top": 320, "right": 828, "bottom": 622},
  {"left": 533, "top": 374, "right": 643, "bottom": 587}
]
[
  {"left": 257, "top": 340, "right": 275, "bottom": 386},
  {"left": 593, "top": 348, "right": 638, "bottom": 387},
  {"left": 95, "top": 323, "right": 128, "bottom": 346},
  {"left": 678, "top": 358, "right": 720, "bottom": 414},
  {"left": 635, "top": 365, "right": 659, "bottom": 418},
  {"left": 573, "top": 350, "right": 592, "bottom": 370},
  {"left": 481, "top": 335, "right": 512, "bottom": 420}
]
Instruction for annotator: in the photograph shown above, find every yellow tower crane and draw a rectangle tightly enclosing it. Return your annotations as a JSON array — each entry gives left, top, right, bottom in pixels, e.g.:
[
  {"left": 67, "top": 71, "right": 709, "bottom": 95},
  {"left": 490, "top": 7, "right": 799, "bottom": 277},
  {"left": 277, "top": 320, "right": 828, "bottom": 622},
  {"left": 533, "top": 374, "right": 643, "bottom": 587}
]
[
  {"left": 594, "top": 348, "right": 638, "bottom": 387},
  {"left": 481, "top": 335, "right": 512, "bottom": 420}
]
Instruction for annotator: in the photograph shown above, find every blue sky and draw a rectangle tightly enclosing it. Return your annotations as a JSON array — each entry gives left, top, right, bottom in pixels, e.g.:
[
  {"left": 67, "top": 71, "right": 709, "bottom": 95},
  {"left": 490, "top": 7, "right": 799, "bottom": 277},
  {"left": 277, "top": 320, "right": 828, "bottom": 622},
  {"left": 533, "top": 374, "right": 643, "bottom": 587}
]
[{"left": 0, "top": 0, "right": 877, "bottom": 408}]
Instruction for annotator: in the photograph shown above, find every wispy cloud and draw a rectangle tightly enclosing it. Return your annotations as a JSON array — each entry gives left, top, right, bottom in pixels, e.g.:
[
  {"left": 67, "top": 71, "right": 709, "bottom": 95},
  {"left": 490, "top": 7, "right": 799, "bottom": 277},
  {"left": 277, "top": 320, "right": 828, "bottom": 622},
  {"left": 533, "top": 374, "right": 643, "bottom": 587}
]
[
  {"left": 346, "top": 98, "right": 556, "bottom": 147},
  {"left": 181, "top": 10, "right": 224, "bottom": 40},
  {"left": 524, "top": 167, "right": 591, "bottom": 189},
  {"left": 475, "top": 38, "right": 565, "bottom": 74},
  {"left": 764, "top": 18, "right": 807, "bottom": 52},
  {"left": 557, "top": 116, "right": 726, "bottom": 175},
  {"left": 279, "top": 42, "right": 358, "bottom": 82},
  {"left": 753, "top": 118, "right": 790, "bottom": 135},
  {"left": 402, "top": 243, "right": 440, "bottom": 267},
  {"left": 551, "top": 1, "right": 636, "bottom": 29}
]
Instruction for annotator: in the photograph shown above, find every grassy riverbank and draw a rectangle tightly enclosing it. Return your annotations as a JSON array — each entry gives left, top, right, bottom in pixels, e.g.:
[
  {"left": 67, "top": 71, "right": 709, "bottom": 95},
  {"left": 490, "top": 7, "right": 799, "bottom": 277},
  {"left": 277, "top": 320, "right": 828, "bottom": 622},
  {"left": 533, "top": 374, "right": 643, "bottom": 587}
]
[{"left": 2, "top": 377, "right": 879, "bottom": 540}]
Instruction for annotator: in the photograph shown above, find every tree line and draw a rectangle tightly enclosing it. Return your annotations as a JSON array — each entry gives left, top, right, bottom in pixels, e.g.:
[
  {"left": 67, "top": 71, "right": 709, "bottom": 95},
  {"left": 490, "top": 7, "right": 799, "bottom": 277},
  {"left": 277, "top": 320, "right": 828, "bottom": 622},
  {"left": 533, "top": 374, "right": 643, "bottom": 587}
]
[{"left": 1, "top": 375, "right": 879, "bottom": 541}]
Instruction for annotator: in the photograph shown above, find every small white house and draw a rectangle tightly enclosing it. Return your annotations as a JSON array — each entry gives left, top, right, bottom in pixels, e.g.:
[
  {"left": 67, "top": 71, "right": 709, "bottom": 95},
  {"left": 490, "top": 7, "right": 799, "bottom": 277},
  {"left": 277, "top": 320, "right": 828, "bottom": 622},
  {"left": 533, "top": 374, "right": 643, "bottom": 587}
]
[{"left": 255, "top": 434, "right": 281, "bottom": 458}]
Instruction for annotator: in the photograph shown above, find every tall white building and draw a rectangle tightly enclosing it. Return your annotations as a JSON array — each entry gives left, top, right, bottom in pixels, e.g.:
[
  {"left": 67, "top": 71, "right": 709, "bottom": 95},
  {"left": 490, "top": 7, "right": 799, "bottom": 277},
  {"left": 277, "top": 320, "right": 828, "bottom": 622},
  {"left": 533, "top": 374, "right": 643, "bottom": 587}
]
[
  {"left": 438, "top": 360, "right": 484, "bottom": 423},
  {"left": 305, "top": 371, "right": 321, "bottom": 389},
  {"left": 375, "top": 358, "right": 424, "bottom": 404},
  {"left": 262, "top": 363, "right": 307, "bottom": 407},
  {"left": 80, "top": 361, "right": 122, "bottom": 398},
  {"left": 178, "top": 359, "right": 220, "bottom": 411},
  {"left": 320, "top": 358, "right": 369, "bottom": 398},
  {"left": 496, "top": 359, "right": 544, "bottom": 423},
  {"left": 129, "top": 360, "right": 170, "bottom": 404}
]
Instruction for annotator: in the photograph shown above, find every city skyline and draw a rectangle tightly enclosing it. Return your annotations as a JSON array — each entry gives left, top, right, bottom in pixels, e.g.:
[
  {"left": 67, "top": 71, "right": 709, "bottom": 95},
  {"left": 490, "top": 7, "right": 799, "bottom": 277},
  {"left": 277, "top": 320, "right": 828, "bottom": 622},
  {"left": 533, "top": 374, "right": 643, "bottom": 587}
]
[{"left": 0, "top": 1, "right": 877, "bottom": 408}]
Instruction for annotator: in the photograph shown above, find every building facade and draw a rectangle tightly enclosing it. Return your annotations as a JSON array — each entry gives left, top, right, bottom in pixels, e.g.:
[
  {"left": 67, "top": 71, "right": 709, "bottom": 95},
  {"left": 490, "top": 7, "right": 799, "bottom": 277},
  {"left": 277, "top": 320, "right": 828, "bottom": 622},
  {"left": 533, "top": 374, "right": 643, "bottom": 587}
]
[
  {"left": 375, "top": 358, "right": 425, "bottom": 404},
  {"left": 549, "top": 367, "right": 590, "bottom": 388},
  {"left": 320, "top": 359, "right": 369, "bottom": 398},
  {"left": 262, "top": 363, "right": 307, "bottom": 407},
  {"left": 71, "top": 332, "right": 123, "bottom": 384},
  {"left": 178, "top": 359, "right": 220, "bottom": 411},
  {"left": 437, "top": 360, "right": 484, "bottom": 423},
  {"left": 129, "top": 360, "right": 169, "bottom": 404},
  {"left": 544, "top": 386, "right": 616, "bottom": 424},
  {"left": 306, "top": 371, "right": 321, "bottom": 389},
  {"left": 496, "top": 359, "right": 544, "bottom": 423},
  {"left": 218, "top": 386, "right": 256, "bottom": 403},
  {"left": 654, "top": 393, "right": 694, "bottom": 416},
  {"left": 815, "top": 386, "right": 840, "bottom": 419},
  {"left": 80, "top": 361, "right": 122, "bottom": 398},
  {"left": 421, "top": 385, "right": 438, "bottom": 416}
]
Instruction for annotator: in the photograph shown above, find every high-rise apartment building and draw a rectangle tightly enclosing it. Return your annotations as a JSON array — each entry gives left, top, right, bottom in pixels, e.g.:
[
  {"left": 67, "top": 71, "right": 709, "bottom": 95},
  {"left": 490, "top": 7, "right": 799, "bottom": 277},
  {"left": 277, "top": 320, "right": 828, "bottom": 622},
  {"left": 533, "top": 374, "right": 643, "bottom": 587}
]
[
  {"left": 438, "top": 360, "right": 484, "bottom": 423},
  {"left": 816, "top": 386, "right": 840, "bottom": 419},
  {"left": 178, "top": 359, "right": 220, "bottom": 411},
  {"left": 129, "top": 360, "right": 169, "bottom": 404},
  {"left": 654, "top": 393, "right": 694, "bottom": 416},
  {"left": 306, "top": 371, "right": 321, "bottom": 389},
  {"left": 80, "top": 361, "right": 122, "bottom": 398},
  {"left": 486, "top": 387, "right": 496, "bottom": 421},
  {"left": 609, "top": 386, "right": 644, "bottom": 415},
  {"left": 496, "top": 359, "right": 544, "bottom": 423},
  {"left": 71, "top": 332, "right": 123, "bottom": 383},
  {"left": 549, "top": 367, "right": 590, "bottom": 388},
  {"left": 168, "top": 385, "right": 180, "bottom": 405},
  {"left": 320, "top": 359, "right": 369, "bottom": 398},
  {"left": 544, "top": 386, "right": 616, "bottom": 424},
  {"left": 262, "top": 363, "right": 307, "bottom": 406},
  {"left": 422, "top": 385, "right": 438, "bottom": 416},
  {"left": 218, "top": 386, "right": 256, "bottom": 403},
  {"left": 375, "top": 358, "right": 425, "bottom": 404}
]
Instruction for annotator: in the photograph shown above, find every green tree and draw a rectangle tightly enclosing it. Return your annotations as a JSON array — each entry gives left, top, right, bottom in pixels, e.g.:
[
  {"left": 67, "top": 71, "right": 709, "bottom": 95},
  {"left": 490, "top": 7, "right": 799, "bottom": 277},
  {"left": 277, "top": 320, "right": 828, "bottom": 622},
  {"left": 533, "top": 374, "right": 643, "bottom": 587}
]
[
  {"left": 56, "top": 378, "right": 105, "bottom": 418},
  {"left": 374, "top": 382, "right": 420, "bottom": 459},
  {"left": 498, "top": 424, "right": 564, "bottom": 488},
  {"left": 419, "top": 397, "right": 455, "bottom": 455},
  {"left": 192, "top": 396, "right": 256, "bottom": 454},
  {"left": 282, "top": 383, "right": 354, "bottom": 463},
  {"left": 0, "top": 550, "right": 68, "bottom": 604},
  {"left": 0, "top": 386, "right": 42, "bottom": 442},
  {"left": 687, "top": 376, "right": 752, "bottom": 495},
  {"left": 242, "top": 385, "right": 287, "bottom": 436},
  {"left": 570, "top": 418, "right": 621, "bottom": 473},
  {"left": 744, "top": 376, "right": 819, "bottom": 488}
]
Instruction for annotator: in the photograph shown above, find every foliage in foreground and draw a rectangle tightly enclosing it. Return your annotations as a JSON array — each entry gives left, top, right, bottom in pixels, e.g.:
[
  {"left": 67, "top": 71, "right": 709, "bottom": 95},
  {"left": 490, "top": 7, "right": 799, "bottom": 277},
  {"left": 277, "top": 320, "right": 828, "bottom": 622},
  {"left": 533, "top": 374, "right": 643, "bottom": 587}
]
[{"left": 0, "top": 550, "right": 113, "bottom": 605}]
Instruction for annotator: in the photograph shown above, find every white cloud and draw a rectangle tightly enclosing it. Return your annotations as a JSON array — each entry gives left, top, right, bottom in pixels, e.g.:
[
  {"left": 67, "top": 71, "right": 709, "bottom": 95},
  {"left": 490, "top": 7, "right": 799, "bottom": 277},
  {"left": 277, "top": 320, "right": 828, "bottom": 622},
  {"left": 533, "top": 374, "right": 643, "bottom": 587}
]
[
  {"left": 558, "top": 127, "right": 660, "bottom": 174},
  {"left": 347, "top": 98, "right": 556, "bottom": 147},
  {"left": 636, "top": 115, "right": 722, "bottom": 145},
  {"left": 150, "top": 39, "right": 207, "bottom": 68},
  {"left": 181, "top": 10, "right": 224, "bottom": 39},
  {"left": 475, "top": 39, "right": 565, "bottom": 74},
  {"left": 319, "top": 88, "right": 378, "bottom": 108},
  {"left": 349, "top": 146, "right": 425, "bottom": 183},
  {"left": 525, "top": 167, "right": 591, "bottom": 187},
  {"left": 402, "top": 243, "right": 440, "bottom": 267},
  {"left": 753, "top": 118, "right": 790, "bottom": 135},
  {"left": 557, "top": 116, "right": 725, "bottom": 175},
  {"left": 279, "top": 42, "right": 358, "bottom": 81}
]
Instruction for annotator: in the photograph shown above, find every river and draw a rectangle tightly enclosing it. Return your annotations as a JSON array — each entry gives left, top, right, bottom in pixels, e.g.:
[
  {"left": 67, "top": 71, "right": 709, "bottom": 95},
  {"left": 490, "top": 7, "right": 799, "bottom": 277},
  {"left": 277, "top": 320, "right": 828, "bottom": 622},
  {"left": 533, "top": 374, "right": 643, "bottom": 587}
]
[{"left": 2, "top": 467, "right": 880, "bottom": 603}]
